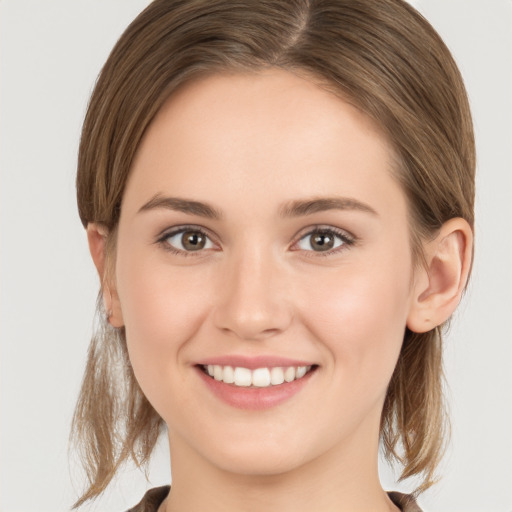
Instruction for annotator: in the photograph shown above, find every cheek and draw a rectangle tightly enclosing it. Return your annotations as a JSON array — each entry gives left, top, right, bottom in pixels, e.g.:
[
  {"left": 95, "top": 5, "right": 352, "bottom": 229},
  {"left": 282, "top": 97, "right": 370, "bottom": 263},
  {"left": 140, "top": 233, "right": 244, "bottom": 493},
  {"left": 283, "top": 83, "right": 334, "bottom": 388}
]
[
  {"left": 115, "top": 249, "right": 212, "bottom": 397},
  {"left": 121, "top": 271, "right": 200, "bottom": 345},
  {"left": 302, "top": 255, "right": 412, "bottom": 385}
]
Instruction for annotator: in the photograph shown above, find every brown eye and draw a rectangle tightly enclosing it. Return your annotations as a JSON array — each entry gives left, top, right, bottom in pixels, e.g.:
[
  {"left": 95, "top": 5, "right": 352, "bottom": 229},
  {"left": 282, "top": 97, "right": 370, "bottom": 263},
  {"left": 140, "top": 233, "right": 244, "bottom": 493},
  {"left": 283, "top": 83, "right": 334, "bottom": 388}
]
[
  {"left": 296, "top": 229, "right": 350, "bottom": 253},
  {"left": 310, "top": 233, "right": 335, "bottom": 251},
  {"left": 181, "top": 231, "right": 206, "bottom": 251},
  {"left": 163, "top": 228, "right": 214, "bottom": 253}
]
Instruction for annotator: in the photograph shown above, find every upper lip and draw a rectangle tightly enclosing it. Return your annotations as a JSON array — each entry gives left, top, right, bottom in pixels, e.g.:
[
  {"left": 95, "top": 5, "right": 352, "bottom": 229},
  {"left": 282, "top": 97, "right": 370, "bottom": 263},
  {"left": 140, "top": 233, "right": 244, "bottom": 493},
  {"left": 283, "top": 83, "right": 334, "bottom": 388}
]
[{"left": 196, "top": 355, "right": 316, "bottom": 370}]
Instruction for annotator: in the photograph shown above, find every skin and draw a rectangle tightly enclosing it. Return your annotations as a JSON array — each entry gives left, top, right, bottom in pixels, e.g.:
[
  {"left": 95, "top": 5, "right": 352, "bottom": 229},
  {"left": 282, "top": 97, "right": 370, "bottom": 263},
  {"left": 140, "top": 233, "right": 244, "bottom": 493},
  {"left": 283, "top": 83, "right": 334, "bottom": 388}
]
[{"left": 88, "top": 69, "right": 472, "bottom": 512}]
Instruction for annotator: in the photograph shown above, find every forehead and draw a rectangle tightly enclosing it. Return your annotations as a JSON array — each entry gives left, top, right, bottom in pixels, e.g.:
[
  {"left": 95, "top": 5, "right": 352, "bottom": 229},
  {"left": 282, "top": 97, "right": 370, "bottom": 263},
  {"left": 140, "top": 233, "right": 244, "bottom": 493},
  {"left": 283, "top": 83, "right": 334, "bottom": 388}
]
[
  {"left": 124, "top": 68, "right": 405, "bottom": 221},
  {"left": 140, "top": 68, "right": 388, "bottom": 161}
]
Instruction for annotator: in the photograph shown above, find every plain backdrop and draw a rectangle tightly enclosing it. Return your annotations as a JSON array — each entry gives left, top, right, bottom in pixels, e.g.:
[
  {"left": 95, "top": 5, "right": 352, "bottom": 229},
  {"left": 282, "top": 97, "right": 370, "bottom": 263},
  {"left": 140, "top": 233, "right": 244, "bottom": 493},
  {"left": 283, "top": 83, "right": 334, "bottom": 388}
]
[{"left": 1, "top": 1, "right": 511, "bottom": 511}]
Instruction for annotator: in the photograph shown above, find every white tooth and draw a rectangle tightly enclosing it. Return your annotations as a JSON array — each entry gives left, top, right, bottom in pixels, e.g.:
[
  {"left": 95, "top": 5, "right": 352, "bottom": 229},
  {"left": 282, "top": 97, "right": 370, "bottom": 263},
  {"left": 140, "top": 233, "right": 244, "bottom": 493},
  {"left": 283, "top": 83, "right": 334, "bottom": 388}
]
[
  {"left": 284, "top": 366, "right": 296, "bottom": 382},
  {"left": 252, "top": 368, "right": 271, "bottom": 387},
  {"left": 223, "top": 365, "right": 234, "bottom": 384},
  {"left": 296, "top": 366, "right": 307, "bottom": 378},
  {"left": 213, "top": 365, "right": 223, "bottom": 381},
  {"left": 270, "top": 367, "right": 285, "bottom": 385},
  {"left": 207, "top": 365, "right": 215, "bottom": 377},
  {"left": 234, "top": 367, "right": 252, "bottom": 387}
]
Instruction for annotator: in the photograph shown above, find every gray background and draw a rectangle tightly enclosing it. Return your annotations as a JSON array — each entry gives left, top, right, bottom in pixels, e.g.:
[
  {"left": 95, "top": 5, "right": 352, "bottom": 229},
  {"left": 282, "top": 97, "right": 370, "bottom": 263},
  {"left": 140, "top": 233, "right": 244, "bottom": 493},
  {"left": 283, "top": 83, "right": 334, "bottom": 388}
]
[{"left": 1, "top": 1, "right": 511, "bottom": 510}]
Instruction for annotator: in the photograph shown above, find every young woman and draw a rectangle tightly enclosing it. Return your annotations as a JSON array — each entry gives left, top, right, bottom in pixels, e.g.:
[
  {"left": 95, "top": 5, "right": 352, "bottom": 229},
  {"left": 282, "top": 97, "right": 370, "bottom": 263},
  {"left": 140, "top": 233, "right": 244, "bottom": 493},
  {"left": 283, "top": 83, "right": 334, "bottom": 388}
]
[{"left": 71, "top": 1, "right": 475, "bottom": 511}]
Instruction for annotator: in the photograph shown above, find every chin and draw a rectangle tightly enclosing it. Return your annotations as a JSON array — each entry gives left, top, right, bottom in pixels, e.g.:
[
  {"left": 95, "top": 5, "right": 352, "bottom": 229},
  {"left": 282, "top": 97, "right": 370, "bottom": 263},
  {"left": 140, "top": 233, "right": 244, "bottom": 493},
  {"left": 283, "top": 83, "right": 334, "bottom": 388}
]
[
  {"left": 214, "top": 449, "right": 306, "bottom": 478},
  {"left": 194, "top": 427, "right": 322, "bottom": 478}
]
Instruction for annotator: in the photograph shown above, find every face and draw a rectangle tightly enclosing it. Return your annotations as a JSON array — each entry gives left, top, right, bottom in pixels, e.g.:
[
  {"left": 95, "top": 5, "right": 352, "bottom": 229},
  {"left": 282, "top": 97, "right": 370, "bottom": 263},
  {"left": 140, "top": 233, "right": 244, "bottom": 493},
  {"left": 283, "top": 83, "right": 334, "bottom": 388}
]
[{"left": 112, "top": 69, "right": 418, "bottom": 477}]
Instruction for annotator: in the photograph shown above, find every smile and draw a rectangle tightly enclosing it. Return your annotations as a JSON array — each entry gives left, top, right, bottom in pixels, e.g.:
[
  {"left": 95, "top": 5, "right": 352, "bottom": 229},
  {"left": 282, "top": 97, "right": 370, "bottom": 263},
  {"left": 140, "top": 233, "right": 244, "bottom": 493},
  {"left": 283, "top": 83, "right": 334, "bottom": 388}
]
[
  {"left": 196, "top": 358, "right": 318, "bottom": 409},
  {"left": 202, "top": 364, "right": 314, "bottom": 388}
]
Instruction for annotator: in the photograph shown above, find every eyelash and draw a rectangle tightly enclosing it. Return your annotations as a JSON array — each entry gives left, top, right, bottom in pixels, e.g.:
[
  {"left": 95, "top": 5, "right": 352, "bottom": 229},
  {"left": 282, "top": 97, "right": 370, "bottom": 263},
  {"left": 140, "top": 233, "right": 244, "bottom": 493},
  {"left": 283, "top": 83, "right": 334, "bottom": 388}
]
[
  {"left": 156, "top": 225, "right": 356, "bottom": 257},
  {"left": 156, "top": 225, "right": 215, "bottom": 257},
  {"left": 292, "top": 226, "right": 355, "bottom": 257}
]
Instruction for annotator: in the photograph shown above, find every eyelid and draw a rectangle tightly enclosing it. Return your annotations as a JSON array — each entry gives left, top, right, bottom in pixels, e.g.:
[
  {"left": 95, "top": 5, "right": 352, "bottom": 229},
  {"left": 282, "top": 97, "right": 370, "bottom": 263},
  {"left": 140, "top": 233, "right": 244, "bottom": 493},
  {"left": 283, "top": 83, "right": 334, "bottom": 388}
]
[
  {"left": 155, "top": 223, "right": 356, "bottom": 257},
  {"left": 155, "top": 224, "right": 219, "bottom": 255},
  {"left": 290, "top": 225, "right": 356, "bottom": 255}
]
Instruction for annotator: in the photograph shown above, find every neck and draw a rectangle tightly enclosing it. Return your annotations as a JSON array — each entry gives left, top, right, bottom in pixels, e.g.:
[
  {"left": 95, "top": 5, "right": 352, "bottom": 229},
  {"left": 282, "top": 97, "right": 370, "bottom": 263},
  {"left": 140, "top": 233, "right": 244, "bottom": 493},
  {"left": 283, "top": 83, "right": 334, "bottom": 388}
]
[{"left": 163, "top": 423, "right": 399, "bottom": 512}]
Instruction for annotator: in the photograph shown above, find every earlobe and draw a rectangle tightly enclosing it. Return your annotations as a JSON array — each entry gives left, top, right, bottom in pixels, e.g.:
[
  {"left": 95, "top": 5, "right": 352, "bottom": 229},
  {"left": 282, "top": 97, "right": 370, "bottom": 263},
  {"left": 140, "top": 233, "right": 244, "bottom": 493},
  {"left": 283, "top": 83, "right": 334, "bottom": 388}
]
[
  {"left": 86, "top": 223, "right": 124, "bottom": 328},
  {"left": 407, "top": 218, "right": 473, "bottom": 333}
]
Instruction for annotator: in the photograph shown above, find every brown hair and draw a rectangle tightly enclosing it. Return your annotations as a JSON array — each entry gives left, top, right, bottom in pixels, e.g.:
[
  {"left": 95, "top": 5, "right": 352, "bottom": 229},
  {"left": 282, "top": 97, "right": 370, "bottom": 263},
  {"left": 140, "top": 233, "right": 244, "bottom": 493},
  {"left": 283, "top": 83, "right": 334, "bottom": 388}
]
[{"left": 72, "top": 0, "right": 475, "bottom": 507}]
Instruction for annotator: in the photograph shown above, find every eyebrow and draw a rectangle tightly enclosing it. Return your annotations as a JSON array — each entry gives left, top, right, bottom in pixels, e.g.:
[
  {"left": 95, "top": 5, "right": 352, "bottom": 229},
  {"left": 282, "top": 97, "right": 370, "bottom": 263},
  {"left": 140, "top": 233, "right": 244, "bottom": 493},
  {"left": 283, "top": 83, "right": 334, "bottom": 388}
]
[
  {"left": 279, "top": 197, "right": 378, "bottom": 217},
  {"left": 138, "top": 194, "right": 378, "bottom": 219},
  {"left": 138, "top": 194, "right": 223, "bottom": 219}
]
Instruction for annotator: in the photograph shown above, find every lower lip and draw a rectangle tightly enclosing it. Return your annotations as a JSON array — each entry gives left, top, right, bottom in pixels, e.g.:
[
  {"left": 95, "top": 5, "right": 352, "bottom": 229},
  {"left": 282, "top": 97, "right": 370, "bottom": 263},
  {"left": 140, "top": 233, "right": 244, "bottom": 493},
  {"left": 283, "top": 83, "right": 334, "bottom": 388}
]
[{"left": 196, "top": 366, "right": 316, "bottom": 410}]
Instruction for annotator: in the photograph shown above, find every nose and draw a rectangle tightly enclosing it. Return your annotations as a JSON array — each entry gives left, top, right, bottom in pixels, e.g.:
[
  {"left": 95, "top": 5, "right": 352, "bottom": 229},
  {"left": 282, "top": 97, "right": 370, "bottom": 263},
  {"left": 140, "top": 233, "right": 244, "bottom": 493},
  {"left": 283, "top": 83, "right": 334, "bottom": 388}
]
[{"left": 212, "top": 248, "right": 293, "bottom": 341}]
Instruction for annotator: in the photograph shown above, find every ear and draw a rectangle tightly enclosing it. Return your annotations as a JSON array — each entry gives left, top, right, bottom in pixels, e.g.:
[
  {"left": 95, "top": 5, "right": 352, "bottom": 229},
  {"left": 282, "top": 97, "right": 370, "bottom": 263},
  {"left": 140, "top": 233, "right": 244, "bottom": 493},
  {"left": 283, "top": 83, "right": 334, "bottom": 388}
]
[
  {"left": 86, "top": 223, "right": 124, "bottom": 328},
  {"left": 407, "top": 218, "right": 473, "bottom": 333}
]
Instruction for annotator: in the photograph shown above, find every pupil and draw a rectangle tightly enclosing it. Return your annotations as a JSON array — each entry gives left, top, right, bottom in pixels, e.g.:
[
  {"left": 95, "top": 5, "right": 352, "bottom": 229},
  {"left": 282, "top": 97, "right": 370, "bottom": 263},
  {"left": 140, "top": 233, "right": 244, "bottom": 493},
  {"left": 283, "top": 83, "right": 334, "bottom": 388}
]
[
  {"left": 312, "top": 233, "right": 334, "bottom": 251},
  {"left": 182, "top": 231, "right": 205, "bottom": 251}
]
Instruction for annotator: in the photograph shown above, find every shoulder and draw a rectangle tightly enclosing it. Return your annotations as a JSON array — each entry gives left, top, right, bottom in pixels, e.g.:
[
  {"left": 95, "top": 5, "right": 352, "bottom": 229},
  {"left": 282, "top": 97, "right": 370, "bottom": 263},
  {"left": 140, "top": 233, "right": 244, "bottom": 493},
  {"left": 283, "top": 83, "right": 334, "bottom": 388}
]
[
  {"left": 126, "top": 486, "right": 421, "bottom": 512},
  {"left": 387, "top": 491, "right": 423, "bottom": 512},
  {"left": 126, "top": 486, "right": 170, "bottom": 512}
]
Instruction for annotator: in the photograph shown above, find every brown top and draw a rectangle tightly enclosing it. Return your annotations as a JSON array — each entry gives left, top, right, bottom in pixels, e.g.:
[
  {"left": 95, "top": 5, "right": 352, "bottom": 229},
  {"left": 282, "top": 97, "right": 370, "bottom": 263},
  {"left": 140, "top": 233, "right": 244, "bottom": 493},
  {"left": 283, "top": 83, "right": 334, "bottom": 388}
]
[{"left": 126, "top": 486, "right": 423, "bottom": 512}]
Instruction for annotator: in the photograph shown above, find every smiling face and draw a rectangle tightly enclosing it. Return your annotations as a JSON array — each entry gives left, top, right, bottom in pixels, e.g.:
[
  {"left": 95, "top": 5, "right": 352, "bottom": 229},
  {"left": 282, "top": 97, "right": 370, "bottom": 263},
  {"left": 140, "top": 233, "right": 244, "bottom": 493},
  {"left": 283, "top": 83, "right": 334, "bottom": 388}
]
[{"left": 111, "top": 69, "right": 418, "bottom": 478}]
